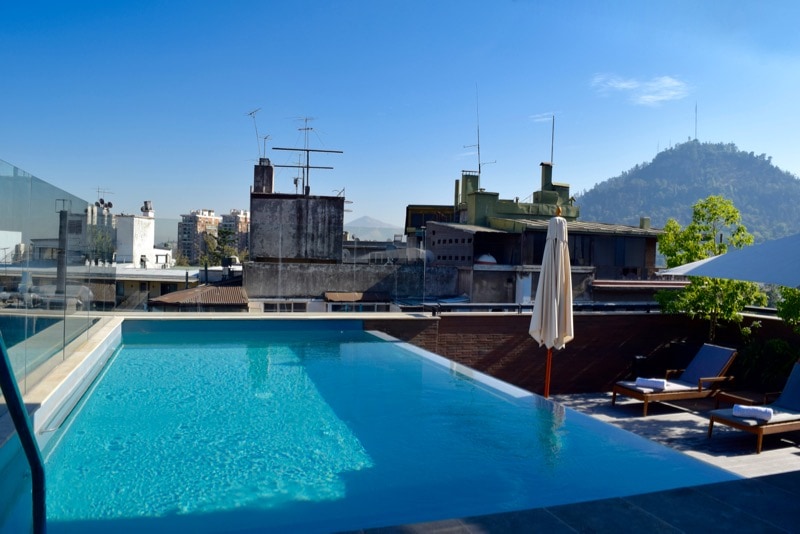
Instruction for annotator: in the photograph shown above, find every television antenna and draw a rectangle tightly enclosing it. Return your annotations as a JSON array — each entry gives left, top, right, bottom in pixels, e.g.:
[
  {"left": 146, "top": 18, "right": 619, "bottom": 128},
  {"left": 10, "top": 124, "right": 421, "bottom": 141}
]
[
  {"left": 274, "top": 117, "right": 342, "bottom": 195},
  {"left": 261, "top": 134, "right": 271, "bottom": 157},
  {"left": 463, "top": 85, "right": 494, "bottom": 177},
  {"left": 247, "top": 108, "right": 262, "bottom": 157},
  {"left": 273, "top": 145, "right": 343, "bottom": 195}
]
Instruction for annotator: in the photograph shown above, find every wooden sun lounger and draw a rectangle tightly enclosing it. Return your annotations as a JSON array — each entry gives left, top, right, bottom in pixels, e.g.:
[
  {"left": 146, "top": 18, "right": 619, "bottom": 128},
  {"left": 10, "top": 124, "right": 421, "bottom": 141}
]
[
  {"left": 611, "top": 343, "right": 737, "bottom": 416},
  {"left": 708, "top": 362, "right": 800, "bottom": 453}
]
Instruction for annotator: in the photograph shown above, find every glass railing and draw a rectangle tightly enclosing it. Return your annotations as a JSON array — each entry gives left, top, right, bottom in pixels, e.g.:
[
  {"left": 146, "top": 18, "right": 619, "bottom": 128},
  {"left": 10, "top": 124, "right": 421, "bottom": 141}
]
[
  {"left": 0, "top": 160, "right": 207, "bottom": 399},
  {"left": 0, "top": 159, "right": 208, "bottom": 532}
]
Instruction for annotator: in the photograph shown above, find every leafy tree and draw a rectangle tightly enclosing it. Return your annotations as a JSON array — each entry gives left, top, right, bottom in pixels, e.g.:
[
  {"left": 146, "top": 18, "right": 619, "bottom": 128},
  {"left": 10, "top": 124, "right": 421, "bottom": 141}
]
[
  {"left": 88, "top": 225, "right": 114, "bottom": 263},
  {"left": 173, "top": 250, "right": 190, "bottom": 267},
  {"left": 200, "top": 228, "right": 239, "bottom": 266},
  {"left": 777, "top": 287, "right": 800, "bottom": 333},
  {"left": 656, "top": 195, "right": 766, "bottom": 341}
]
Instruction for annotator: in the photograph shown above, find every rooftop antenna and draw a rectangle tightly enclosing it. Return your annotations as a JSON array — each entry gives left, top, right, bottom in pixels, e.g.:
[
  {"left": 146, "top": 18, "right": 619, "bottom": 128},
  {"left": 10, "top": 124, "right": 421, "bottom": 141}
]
[
  {"left": 247, "top": 108, "right": 262, "bottom": 157},
  {"left": 95, "top": 187, "right": 114, "bottom": 201},
  {"left": 550, "top": 115, "right": 555, "bottom": 164},
  {"left": 475, "top": 85, "right": 482, "bottom": 176},
  {"left": 463, "top": 85, "right": 494, "bottom": 177},
  {"left": 261, "top": 134, "right": 271, "bottom": 157},
  {"left": 273, "top": 118, "right": 342, "bottom": 195}
]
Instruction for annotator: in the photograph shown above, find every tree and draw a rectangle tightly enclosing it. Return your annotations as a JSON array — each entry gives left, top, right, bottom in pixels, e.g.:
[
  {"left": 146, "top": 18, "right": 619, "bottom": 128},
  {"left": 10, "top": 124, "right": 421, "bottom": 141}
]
[
  {"left": 200, "top": 228, "right": 238, "bottom": 266},
  {"left": 777, "top": 287, "right": 800, "bottom": 333},
  {"left": 656, "top": 195, "right": 766, "bottom": 341}
]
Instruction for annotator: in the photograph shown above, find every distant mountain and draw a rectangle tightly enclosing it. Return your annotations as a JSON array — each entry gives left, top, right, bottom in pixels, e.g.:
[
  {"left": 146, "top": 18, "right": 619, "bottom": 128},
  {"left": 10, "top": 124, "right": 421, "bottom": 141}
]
[
  {"left": 344, "top": 216, "right": 403, "bottom": 242},
  {"left": 575, "top": 140, "right": 800, "bottom": 242}
]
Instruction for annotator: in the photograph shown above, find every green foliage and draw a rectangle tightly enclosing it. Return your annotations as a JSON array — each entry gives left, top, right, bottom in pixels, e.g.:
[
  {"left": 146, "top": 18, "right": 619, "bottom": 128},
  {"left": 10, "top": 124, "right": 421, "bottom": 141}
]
[
  {"left": 576, "top": 140, "right": 800, "bottom": 243},
  {"left": 658, "top": 195, "right": 754, "bottom": 267},
  {"left": 734, "top": 338, "right": 800, "bottom": 391},
  {"left": 656, "top": 277, "right": 766, "bottom": 341},
  {"left": 173, "top": 251, "right": 190, "bottom": 267},
  {"left": 88, "top": 225, "right": 115, "bottom": 262},
  {"left": 656, "top": 195, "right": 766, "bottom": 341},
  {"left": 777, "top": 287, "right": 800, "bottom": 333},
  {"left": 200, "top": 228, "right": 240, "bottom": 267}
]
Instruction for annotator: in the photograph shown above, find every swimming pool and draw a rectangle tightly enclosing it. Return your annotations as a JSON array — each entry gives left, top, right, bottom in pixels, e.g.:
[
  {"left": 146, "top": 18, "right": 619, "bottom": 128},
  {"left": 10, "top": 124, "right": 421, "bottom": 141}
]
[{"left": 42, "top": 319, "right": 739, "bottom": 533}]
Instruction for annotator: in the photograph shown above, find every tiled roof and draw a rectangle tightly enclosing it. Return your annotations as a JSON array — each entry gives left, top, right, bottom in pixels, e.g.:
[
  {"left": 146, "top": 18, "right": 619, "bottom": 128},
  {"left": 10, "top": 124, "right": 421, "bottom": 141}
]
[{"left": 149, "top": 285, "right": 248, "bottom": 306}]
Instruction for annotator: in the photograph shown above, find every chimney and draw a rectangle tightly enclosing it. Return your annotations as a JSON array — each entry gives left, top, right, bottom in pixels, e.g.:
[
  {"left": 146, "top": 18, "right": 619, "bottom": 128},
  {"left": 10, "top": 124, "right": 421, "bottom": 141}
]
[
  {"left": 141, "top": 200, "right": 154, "bottom": 218},
  {"left": 639, "top": 217, "right": 651, "bottom": 230},
  {"left": 253, "top": 158, "right": 274, "bottom": 193},
  {"left": 540, "top": 162, "right": 553, "bottom": 191}
]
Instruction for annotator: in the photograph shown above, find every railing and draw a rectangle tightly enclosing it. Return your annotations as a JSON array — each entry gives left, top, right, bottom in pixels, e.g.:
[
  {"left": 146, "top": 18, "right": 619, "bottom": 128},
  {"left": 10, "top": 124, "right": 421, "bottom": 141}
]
[
  {"left": 422, "top": 301, "right": 663, "bottom": 315},
  {"left": 0, "top": 336, "right": 45, "bottom": 534},
  {"left": 116, "top": 290, "right": 150, "bottom": 310},
  {"left": 422, "top": 302, "right": 780, "bottom": 317}
]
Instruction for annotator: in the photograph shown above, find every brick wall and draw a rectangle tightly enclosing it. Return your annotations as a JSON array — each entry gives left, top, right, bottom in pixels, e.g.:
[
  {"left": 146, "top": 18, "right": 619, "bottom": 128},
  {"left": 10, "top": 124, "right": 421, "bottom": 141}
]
[{"left": 366, "top": 312, "right": 799, "bottom": 396}]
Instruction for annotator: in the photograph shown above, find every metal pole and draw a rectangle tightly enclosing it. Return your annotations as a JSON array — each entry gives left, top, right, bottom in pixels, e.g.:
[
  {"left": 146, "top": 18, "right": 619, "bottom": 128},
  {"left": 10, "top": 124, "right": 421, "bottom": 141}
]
[
  {"left": 544, "top": 347, "right": 552, "bottom": 398},
  {"left": 421, "top": 226, "right": 426, "bottom": 307}
]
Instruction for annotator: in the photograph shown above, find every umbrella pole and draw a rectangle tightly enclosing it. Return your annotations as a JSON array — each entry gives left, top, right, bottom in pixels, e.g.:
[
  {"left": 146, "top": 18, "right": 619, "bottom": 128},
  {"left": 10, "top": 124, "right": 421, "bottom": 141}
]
[{"left": 544, "top": 347, "right": 552, "bottom": 398}]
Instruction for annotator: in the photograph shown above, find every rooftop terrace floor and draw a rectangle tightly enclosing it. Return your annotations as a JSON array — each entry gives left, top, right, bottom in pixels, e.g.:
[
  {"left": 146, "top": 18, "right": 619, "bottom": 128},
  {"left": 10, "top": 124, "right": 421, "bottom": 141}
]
[{"left": 354, "top": 394, "right": 800, "bottom": 533}]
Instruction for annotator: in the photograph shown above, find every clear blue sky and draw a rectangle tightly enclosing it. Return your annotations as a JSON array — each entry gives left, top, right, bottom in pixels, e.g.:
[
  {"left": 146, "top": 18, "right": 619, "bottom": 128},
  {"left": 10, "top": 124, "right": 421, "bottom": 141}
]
[{"left": 3, "top": 1, "right": 800, "bottom": 228}]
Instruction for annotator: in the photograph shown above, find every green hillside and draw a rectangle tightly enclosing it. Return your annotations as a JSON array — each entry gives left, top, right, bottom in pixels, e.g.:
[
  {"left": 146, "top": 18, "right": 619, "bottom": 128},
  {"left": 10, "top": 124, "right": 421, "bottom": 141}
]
[{"left": 574, "top": 140, "right": 800, "bottom": 242}]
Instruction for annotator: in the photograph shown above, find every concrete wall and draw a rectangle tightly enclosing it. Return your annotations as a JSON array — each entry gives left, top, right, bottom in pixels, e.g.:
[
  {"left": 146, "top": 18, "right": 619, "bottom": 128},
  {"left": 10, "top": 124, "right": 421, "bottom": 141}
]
[
  {"left": 243, "top": 262, "right": 458, "bottom": 299},
  {"left": 115, "top": 215, "right": 161, "bottom": 266},
  {"left": 249, "top": 194, "right": 344, "bottom": 262}
]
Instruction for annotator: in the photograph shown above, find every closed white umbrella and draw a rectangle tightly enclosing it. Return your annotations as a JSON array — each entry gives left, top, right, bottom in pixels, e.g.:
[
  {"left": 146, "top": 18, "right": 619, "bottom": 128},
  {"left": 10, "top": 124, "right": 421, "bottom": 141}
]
[{"left": 529, "top": 213, "right": 574, "bottom": 398}]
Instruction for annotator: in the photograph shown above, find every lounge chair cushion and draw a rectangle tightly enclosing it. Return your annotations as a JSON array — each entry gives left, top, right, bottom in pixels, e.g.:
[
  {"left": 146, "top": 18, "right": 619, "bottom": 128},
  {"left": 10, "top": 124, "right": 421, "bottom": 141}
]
[
  {"left": 680, "top": 344, "right": 738, "bottom": 387},
  {"left": 774, "top": 363, "right": 800, "bottom": 411},
  {"left": 634, "top": 377, "right": 668, "bottom": 389},
  {"left": 710, "top": 407, "right": 800, "bottom": 427}
]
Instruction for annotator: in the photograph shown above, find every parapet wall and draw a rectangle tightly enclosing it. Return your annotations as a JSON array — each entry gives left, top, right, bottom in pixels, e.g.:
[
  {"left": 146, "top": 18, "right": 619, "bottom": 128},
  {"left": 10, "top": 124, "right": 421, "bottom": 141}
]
[{"left": 366, "top": 312, "right": 798, "bottom": 396}]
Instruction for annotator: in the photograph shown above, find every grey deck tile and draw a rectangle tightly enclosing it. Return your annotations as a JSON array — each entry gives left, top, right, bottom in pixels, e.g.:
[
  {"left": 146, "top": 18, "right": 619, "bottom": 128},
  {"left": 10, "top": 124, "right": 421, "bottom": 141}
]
[
  {"left": 694, "top": 478, "right": 800, "bottom": 532},
  {"left": 625, "top": 485, "right": 787, "bottom": 533},
  {"left": 546, "top": 497, "right": 681, "bottom": 533}
]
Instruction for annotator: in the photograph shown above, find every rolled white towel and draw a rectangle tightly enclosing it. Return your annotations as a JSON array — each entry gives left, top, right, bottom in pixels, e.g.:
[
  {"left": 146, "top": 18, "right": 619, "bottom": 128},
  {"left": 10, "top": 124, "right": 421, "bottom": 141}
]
[
  {"left": 634, "top": 377, "right": 668, "bottom": 390},
  {"left": 732, "top": 404, "right": 773, "bottom": 422}
]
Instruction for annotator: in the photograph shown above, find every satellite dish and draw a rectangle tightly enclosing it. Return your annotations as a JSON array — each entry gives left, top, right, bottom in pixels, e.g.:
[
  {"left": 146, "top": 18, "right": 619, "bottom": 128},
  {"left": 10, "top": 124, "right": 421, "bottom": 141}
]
[
  {"left": 107, "top": 202, "right": 113, "bottom": 208},
  {"left": 99, "top": 198, "right": 104, "bottom": 204},
  {"left": 95, "top": 201, "right": 101, "bottom": 207}
]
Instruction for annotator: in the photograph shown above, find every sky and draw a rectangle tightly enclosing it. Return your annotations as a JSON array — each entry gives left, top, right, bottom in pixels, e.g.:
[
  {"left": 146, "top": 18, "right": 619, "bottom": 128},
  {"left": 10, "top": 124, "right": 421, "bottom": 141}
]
[{"left": 3, "top": 1, "right": 800, "bottom": 228}]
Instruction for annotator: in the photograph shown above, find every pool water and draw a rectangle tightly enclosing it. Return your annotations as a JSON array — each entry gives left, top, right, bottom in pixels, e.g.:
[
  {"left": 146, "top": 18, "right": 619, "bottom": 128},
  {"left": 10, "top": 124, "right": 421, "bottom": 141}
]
[{"left": 43, "top": 320, "right": 739, "bottom": 533}]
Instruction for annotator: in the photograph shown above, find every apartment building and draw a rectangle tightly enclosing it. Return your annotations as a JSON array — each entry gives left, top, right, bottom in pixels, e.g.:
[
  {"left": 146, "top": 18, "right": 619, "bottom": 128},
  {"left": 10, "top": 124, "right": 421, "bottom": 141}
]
[
  {"left": 220, "top": 209, "right": 250, "bottom": 255},
  {"left": 178, "top": 209, "right": 221, "bottom": 264}
]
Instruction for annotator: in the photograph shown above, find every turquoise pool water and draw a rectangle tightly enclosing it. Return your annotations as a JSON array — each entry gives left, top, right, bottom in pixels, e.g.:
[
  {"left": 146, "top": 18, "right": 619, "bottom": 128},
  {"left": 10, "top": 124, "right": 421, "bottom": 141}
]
[{"left": 43, "top": 319, "right": 739, "bottom": 533}]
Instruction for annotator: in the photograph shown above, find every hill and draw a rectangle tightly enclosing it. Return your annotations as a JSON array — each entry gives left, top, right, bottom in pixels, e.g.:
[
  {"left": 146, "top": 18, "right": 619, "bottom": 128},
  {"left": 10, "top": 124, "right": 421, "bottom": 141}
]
[
  {"left": 574, "top": 140, "right": 800, "bottom": 242},
  {"left": 344, "top": 216, "right": 403, "bottom": 242}
]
